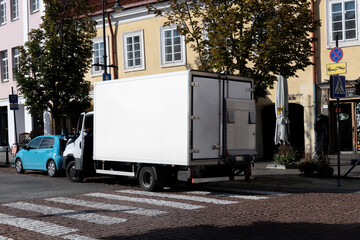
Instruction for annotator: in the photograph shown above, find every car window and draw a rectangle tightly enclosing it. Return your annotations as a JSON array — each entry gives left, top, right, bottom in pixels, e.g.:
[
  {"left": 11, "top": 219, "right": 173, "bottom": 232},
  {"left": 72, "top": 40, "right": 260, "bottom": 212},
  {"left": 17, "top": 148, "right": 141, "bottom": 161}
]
[
  {"left": 27, "top": 137, "right": 42, "bottom": 149},
  {"left": 39, "top": 137, "right": 55, "bottom": 149}
]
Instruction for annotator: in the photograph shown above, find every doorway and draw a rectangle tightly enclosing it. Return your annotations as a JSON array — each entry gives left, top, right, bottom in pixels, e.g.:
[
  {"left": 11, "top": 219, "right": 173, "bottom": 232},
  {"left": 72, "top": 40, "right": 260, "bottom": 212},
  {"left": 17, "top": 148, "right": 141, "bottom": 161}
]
[{"left": 0, "top": 106, "right": 8, "bottom": 146}]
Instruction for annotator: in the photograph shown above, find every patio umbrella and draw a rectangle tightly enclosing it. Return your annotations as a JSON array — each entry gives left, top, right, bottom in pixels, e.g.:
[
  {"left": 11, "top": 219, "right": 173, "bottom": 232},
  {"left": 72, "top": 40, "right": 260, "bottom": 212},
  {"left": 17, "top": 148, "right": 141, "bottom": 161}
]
[{"left": 274, "top": 75, "right": 290, "bottom": 145}]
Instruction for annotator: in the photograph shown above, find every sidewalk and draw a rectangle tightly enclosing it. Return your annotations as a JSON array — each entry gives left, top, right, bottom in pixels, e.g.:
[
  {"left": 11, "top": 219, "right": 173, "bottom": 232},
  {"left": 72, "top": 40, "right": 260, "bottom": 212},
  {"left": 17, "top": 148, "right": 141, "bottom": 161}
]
[
  {"left": 205, "top": 161, "right": 360, "bottom": 194},
  {"left": 1, "top": 151, "right": 360, "bottom": 194}
]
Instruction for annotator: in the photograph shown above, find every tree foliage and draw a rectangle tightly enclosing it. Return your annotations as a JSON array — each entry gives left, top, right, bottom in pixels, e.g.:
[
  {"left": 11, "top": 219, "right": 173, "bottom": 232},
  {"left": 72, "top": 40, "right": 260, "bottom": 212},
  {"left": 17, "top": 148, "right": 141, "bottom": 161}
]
[
  {"left": 149, "top": 0, "right": 319, "bottom": 97},
  {"left": 16, "top": 0, "right": 96, "bottom": 133}
]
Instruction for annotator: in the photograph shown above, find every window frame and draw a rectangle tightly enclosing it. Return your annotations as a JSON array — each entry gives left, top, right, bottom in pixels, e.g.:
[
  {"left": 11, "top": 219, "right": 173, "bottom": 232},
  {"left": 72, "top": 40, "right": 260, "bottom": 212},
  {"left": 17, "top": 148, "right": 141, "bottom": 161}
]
[
  {"left": 12, "top": 47, "right": 20, "bottom": 77},
  {"left": 327, "top": 0, "right": 360, "bottom": 48},
  {"left": 11, "top": 0, "right": 18, "bottom": 20},
  {"left": 31, "top": 0, "right": 39, "bottom": 13},
  {"left": 160, "top": 25, "right": 186, "bottom": 67},
  {"left": 91, "top": 37, "right": 109, "bottom": 77},
  {"left": 1, "top": 50, "right": 9, "bottom": 82},
  {"left": 122, "top": 30, "right": 145, "bottom": 72},
  {"left": 0, "top": 0, "right": 6, "bottom": 25}
]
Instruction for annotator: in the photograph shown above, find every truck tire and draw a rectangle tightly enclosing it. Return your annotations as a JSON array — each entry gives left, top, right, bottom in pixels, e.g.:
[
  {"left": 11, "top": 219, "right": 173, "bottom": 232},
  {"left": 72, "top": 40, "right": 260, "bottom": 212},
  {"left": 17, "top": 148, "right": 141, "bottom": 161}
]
[
  {"left": 139, "top": 166, "right": 162, "bottom": 191},
  {"left": 66, "top": 160, "right": 83, "bottom": 183}
]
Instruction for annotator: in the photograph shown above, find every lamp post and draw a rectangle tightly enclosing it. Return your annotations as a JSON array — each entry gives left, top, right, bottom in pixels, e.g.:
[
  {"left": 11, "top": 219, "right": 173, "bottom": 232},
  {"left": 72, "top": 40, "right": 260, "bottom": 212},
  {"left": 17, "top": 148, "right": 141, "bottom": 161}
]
[
  {"left": 97, "top": 0, "right": 123, "bottom": 80},
  {"left": 102, "top": 0, "right": 108, "bottom": 75}
]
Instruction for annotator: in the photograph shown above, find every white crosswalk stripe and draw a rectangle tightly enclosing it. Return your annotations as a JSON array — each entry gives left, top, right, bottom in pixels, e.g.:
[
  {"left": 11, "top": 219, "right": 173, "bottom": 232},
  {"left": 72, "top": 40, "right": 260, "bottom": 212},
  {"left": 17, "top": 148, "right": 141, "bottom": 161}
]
[
  {"left": 85, "top": 192, "right": 205, "bottom": 210},
  {"left": 0, "top": 213, "right": 78, "bottom": 237},
  {"left": 186, "top": 191, "right": 269, "bottom": 200},
  {"left": 118, "top": 189, "right": 239, "bottom": 204},
  {"left": 46, "top": 197, "right": 167, "bottom": 216},
  {"left": 0, "top": 236, "right": 13, "bottom": 240},
  {"left": 62, "top": 234, "right": 97, "bottom": 240},
  {"left": 3, "top": 202, "right": 127, "bottom": 225}
]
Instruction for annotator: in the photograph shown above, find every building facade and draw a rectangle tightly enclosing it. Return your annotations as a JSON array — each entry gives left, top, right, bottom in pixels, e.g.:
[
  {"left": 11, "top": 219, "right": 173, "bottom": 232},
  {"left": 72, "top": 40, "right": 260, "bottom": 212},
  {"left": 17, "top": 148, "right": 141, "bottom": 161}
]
[{"left": 0, "top": 0, "right": 47, "bottom": 149}]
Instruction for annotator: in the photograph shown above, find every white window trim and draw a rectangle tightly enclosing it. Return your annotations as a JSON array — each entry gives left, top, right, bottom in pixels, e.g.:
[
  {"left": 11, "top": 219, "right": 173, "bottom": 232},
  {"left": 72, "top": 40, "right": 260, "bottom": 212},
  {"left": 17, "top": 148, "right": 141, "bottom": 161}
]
[
  {"left": 1, "top": 50, "right": 9, "bottom": 82},
  {"left": 11, "top": 0, "right": 19, "bottom": 21},
  {"left": 0, "top": 0, "right": 6, "bottom": 25},
  {"left": 160, "top": 25, "right": 186, "bottom": 68},
  {"left": 122, "top": 30, "right": 145, "bottom": 72},
  {"left": 326, "top": 0, "right": 360, "bottom": 48},
  {"left": 91, "top": 36, "right": 110, "bottom": 77}
]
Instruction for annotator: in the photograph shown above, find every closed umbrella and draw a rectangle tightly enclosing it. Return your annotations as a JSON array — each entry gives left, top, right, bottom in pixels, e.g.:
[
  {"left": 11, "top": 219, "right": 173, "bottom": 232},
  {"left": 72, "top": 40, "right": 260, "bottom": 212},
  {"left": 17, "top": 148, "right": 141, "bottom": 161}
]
[{"left": 274, "top": 75, "right": 290, "bottom": 145}]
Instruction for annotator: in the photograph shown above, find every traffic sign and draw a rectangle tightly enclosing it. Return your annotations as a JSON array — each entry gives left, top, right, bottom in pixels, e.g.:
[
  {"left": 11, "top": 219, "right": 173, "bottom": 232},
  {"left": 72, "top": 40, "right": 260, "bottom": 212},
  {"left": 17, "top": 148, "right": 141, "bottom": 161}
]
[
  {"left": 330, "top": 75, "right": 346, "bottom": 98},
  {"left": 9, "top": 94, "right": 19, "bottom": 110},
  {"left": 330, "top": 47, "right": 343, "bottom": 62},
  {"left": 103, "top": 73, "right": 111, "bottom": 81}
]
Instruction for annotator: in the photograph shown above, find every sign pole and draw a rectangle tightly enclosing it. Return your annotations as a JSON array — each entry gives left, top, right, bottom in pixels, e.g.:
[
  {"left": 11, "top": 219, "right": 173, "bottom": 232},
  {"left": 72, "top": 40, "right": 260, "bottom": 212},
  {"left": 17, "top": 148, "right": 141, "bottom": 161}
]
[
  {"left": 335, "top": 34, "right": 341, "bottom": 186},
  {"left": 336, "top": 97, "right": 341, "bottom": 186},
  {"left": 11, "top": 87, "right": 18, "bottom": 153}
]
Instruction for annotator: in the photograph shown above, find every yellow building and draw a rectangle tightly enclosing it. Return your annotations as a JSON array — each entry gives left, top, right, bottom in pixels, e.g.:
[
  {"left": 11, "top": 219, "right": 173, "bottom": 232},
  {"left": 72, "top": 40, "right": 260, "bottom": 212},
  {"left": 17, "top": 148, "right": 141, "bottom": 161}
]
[{"left": 89, "top": 0, "right": 350, "bottom": 160}]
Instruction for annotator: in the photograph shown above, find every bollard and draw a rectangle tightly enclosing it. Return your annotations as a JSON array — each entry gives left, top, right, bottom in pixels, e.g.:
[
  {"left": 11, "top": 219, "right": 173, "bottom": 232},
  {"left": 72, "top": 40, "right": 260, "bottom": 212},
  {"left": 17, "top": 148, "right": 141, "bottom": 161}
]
[{"left": 5, "top": 147, "right": 9, "bottom": 165}]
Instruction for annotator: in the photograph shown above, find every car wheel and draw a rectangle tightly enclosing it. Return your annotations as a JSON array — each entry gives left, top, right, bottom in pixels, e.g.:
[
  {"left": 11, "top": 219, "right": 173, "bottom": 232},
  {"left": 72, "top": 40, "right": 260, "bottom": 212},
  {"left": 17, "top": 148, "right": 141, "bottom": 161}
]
[
  {"left": 139, "top": 166, "right": 162, "bottom": 191},
  {"left": 15, "top": 158, "right": 25, "bottom": 174},
  {"left": 66, "top": 160, "right": 83, "bottom": 182},
  {"left": 47, "top": 160, "right": 57, "bottom": 177}
]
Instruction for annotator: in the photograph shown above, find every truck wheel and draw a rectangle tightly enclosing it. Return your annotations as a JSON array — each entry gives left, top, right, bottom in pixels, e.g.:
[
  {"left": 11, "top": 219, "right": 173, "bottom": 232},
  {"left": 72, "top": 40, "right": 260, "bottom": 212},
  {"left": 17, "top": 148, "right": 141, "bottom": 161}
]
[
  {"left": 139, "top": 167, "right": 160, "bottom": 191},
  {"left": 66, "top": 160, "right": 83, "bottom": 182}
]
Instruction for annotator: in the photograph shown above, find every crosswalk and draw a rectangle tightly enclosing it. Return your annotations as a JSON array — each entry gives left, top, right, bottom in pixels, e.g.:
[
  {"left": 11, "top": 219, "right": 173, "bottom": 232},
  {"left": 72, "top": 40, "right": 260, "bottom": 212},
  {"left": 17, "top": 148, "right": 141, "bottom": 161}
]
[{"left": 0, "top": 189, "right": 286, "bottom": 239}]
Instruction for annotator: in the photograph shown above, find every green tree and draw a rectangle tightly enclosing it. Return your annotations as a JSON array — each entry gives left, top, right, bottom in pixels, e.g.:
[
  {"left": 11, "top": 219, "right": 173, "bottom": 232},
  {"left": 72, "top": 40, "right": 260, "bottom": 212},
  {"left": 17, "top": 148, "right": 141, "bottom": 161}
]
[
  {"left": 16, "top": 0, "right": 96, "bottom": 134},
  {"left": 149, "top": 0, "right": 319, "bottom": 98}
]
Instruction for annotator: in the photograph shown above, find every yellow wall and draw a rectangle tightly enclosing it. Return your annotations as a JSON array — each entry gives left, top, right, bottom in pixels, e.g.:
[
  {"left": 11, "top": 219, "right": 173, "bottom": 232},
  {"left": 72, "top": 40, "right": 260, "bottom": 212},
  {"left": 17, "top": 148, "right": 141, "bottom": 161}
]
[{"left": 85, "top": 16, "right": 198, "bottom": 85}]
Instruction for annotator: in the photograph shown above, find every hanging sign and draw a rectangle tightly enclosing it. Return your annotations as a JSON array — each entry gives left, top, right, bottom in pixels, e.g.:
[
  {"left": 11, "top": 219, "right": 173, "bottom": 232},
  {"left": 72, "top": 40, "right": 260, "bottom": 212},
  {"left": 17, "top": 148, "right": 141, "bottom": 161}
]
[{"left": 326, "top": 62, "right": 347, "bottom": 75}]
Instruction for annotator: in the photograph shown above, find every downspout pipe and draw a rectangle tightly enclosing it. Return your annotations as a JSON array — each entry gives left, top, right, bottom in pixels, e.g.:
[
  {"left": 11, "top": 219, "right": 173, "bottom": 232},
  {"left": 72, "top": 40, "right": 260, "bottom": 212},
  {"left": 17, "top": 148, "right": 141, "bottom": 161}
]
[
  {"left": 107, "top": 12, "right": 118, "bottom": 79},
  {"left": 311, "top": 0, "right": 317, "bottom": 152}
]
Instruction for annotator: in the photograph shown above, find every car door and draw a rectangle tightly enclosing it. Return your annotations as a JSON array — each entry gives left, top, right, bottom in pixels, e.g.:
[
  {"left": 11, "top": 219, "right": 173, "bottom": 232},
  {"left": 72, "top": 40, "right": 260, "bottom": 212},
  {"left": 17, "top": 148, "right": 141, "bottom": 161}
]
[
  {"left": 37, "top": 137, "right": 55, "bottom": 171},
  {"left": 22, "top": 137, "right": 42, "bottom": 169}
]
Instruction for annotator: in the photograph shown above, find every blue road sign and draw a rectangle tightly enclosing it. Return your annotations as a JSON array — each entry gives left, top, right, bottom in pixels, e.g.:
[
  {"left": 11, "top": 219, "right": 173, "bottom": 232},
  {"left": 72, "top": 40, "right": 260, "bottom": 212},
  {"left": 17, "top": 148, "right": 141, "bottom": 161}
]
[
  {"left": 331, "top": 75, "right": 346, "bottom": 98},
  {"left": 103, "top": 73, "right": 111, "bottom": 81},
  {"left": 9, "top": 94, "right": 19, "bottom": 110},
  {"left": 330, "top": 47, "right": 343, "bottom": 62}
]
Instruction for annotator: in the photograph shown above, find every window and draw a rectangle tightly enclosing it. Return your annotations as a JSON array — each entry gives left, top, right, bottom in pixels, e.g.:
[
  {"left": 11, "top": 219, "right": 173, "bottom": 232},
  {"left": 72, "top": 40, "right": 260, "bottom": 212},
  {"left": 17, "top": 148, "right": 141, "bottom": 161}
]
[
  {"left": 160, "top": 26, "right": 186, "bottom": 67},
  {"left": 31, "top": 0, "right": 39, "bottom": 13},
  {"left": 11, "top": 0, "right": 18, "bottom": 20},
  {"left": 39, "top": 137, "right": 55, "bottom": 149},
  {"left": 1, "top": 50, "right": 9, "bottom": 82},
  {"left": 0, "top": 0, "right": 6, "bottom": 25},
  {"left": 327, "top": 0, "right": 359, "bottom": 47},
  {"left": 12, "top": 48, "right": 20, "bottom": 75},
  {"left": 92, "top": 39, "right": 105, "bottom": 75},
  {"left": 123, "top": 30, "right": 145, "bottom": 72},
  {"left": 27, "top": 137, "right": 42, "bottom": 149}
]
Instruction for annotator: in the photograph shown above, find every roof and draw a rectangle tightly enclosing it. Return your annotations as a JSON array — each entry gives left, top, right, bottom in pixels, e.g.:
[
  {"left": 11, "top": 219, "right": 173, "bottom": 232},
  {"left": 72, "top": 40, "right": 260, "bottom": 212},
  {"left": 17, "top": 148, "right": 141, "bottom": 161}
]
[{"left": 89, "top": 0, "right": 157, "bottom": 12}]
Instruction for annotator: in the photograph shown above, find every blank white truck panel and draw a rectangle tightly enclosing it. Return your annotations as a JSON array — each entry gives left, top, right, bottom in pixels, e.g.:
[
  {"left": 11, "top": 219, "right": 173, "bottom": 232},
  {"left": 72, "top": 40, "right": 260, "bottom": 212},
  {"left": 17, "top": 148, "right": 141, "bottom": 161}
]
[
  {"left": 94, "top": 71, "right": 190, "bottom": 166},
  {"left": 93, "top": 70, "right": 255, "bottom": 167}
]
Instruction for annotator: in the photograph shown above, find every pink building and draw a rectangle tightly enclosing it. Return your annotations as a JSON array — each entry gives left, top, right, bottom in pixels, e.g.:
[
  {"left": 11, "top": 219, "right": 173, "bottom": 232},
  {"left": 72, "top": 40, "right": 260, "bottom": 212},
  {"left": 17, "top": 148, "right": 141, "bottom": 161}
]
[{"left": 0, "top": 0, "right": 45, "bottom": 148}]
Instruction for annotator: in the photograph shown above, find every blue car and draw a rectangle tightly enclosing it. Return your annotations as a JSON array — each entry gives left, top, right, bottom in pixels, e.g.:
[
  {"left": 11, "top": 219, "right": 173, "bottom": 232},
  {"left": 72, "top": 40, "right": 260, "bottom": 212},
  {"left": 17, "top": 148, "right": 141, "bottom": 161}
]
[{"left": 15, "top": 135, "right": 66, "bottom": 177}]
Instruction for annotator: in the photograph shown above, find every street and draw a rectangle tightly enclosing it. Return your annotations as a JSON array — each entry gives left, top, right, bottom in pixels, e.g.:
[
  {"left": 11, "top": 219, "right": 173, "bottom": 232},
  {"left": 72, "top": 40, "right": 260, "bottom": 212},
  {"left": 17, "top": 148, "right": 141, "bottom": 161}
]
[{"left": 0, "top": 167, "right": 360, "bottom": 239}]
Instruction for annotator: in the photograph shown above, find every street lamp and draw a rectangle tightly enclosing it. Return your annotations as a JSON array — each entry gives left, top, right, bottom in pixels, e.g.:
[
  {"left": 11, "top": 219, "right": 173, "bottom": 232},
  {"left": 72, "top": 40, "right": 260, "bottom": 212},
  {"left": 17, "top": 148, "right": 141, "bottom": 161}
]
[{"left": 112, "top": 0, "right": 124, "bottom": 12}]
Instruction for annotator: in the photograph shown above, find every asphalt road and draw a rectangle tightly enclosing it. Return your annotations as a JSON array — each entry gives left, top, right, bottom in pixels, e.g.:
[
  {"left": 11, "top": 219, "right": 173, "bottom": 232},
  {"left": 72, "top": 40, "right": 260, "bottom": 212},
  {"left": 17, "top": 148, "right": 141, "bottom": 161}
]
[
  {"left": 1, "top": 167, "right": 360, "bottom": 239},
  {"left": 0, "top": 168, "right": 126, "bottom": 203}
]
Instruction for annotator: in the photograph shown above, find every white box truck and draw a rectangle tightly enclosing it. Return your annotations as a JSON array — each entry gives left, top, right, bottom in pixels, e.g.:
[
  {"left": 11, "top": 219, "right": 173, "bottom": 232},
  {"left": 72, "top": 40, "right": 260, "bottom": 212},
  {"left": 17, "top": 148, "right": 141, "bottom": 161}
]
[{"left": 63, "top": 70, "right": 256, "bottom": 191}]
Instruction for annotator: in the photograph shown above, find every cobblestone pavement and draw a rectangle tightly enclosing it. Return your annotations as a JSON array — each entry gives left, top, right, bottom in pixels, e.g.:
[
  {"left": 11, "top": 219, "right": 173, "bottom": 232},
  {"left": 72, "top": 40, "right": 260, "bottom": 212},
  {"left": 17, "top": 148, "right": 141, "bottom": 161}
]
[{"left": 1, "top": 168, "right": 360, "bottom": 239}]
